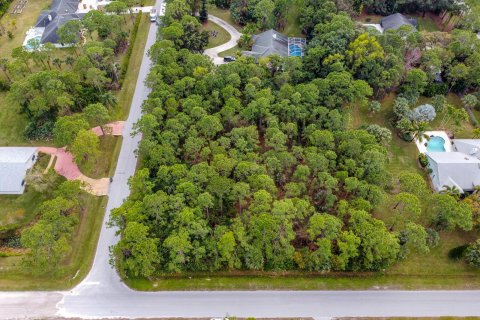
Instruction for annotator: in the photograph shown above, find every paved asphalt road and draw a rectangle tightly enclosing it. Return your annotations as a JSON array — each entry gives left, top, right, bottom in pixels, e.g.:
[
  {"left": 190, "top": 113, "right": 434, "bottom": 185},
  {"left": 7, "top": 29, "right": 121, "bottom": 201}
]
[{"left": 2, "top": 4, "right": 480, "bottom": 319}]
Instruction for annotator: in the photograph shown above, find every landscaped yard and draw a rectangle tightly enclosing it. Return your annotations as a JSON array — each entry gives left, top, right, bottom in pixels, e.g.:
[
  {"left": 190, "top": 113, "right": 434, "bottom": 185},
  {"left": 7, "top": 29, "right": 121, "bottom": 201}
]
[
  {"left": 416, "top": 15, "right": 440, "bottom": 32},
  {"left": 0, "top": 154, "right": 60, "bottom": 233},
  {"left": 348, "top": 92, "right": 480, "bottom": 284},
  {"left": 0, "top": 11, "right": 152, "bottom": 289},
  {"left": 200, "top": 20, "right": 231, "bottom": 49}
]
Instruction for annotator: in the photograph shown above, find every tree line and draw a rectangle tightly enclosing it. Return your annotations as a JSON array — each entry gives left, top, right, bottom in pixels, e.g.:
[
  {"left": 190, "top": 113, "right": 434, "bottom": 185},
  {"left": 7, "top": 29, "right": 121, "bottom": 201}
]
[{"left": 109, "top": 0, "right": 476, "bottom": 278}]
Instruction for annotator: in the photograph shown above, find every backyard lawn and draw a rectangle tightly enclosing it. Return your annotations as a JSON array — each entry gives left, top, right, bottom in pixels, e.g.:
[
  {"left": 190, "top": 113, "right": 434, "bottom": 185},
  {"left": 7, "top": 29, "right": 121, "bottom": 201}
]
[{"left": 200, "top": 20, "right": 231, "bottom": 49}]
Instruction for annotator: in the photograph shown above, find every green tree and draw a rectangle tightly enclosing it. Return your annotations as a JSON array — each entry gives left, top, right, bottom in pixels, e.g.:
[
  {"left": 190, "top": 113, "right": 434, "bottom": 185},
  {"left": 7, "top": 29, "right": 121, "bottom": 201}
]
[
  {"left": 114, "top": 222, "right": 159, "bottom": 277},
  {"left": 53, "top": 114, "right": 90, "bottom": 147},
  {"left": 83, "top": 103, "right": 110, "bottom": 133},
  {"left": 71, "top": 129, "right": 100, "bottom": 166},
  {"left": 466, "top": 239, "right": 480, "bottom": 268}
]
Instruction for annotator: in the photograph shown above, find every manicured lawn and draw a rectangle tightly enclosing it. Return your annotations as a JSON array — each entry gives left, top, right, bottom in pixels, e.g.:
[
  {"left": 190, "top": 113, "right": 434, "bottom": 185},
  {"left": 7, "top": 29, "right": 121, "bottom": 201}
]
[
  {"left": 207, "top": 5, "right": 242, "bottom": 31},
  {"left": 414, "top": 15, "right": 440, "bottom": 32},
  {"left": 79, "top": 135, "right": 123, "bottom": 179},
  {"left": 127, "top": 271, "right": 480, "bottom": 290},
  {"left": 0, "top": 93, "right": 39, "bottom": 147},
  {"left": 219, "top": 45, "right": 240, "bottom": 57},
  {"left": 201, "top": 20, "right": 231, "bottom": 49}
]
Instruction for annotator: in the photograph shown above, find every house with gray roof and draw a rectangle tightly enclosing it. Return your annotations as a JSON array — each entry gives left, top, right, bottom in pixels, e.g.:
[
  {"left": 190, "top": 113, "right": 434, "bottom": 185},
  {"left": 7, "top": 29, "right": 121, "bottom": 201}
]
[
  {"left": 427, "top": 139, "right": 480, "bottom": 193},
  {"left": 23, "top": 0, "right": 83, "bottom": 47},
  {"left": 0, "top": 147, "right": 38, "bottom": 194},
  {"left": 242, "top": 29, "right": 306, "bottom": 59},
  {"left": 380, "top": 13, "right": 417, "bottom": 31}
]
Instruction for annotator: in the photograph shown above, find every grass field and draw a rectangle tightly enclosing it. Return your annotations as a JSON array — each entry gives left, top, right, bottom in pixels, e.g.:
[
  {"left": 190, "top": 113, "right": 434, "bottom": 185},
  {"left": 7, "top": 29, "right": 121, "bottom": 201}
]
[
  {"left": 127, "top": 271, "right": 480, "bottom": 291},
  {"left": 219, "top": 45, "right": 240, "bottom": 57},
  {"left": 282, "top": 2, "right": 302, "bottom": 37},
  {"left": 79, "top": 135, "right": 123, "bottom": 179},
  {"left": 0, "top": 12, "right": 151, "bottom": 290},
  {"left": 201, "top": 20, "right": 231, "bottom": 49},
  {"left": 413, "top": 15, "right": 440, "bottom": 32},
  {"left": 208, "top": 5, "right": 242, "bottom": 31}
]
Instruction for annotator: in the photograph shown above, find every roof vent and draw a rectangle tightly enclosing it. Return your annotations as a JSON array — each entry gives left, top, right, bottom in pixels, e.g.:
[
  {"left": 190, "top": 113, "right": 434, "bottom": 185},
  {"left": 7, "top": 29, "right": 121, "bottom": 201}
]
[
  {"left": 470, "top": 147, "right": 479, "bottom": 155},
  {"left": 273, "top": 33, "right": 277, "bottom": 39},
  {"left": 48, "top": 14, "right": 52, "bottom": 21},
  {"left": 465, "top": 157, "right": 469, "bottom": 160}
]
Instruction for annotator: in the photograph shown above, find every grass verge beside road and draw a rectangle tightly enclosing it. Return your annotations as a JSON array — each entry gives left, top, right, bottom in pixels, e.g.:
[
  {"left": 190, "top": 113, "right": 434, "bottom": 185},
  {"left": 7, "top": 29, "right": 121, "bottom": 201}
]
[
  {"left": 115, "top": 14, "right": 151, "bottom": 119},
  {"left": 127, "top": 273, "right": 480, "bottom": 291}
]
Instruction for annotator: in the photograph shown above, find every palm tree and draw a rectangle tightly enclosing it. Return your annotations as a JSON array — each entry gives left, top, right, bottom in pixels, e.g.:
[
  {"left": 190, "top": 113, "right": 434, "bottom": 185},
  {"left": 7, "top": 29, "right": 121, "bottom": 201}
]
[
  {"left": 411, "top": 121, "right": 429, "bottom": 143},
  {"left": 440, "top": 185, "right": 461, "bottom": 200},
  {"left": 99, "top": 91, "right": 118, "bottom": 108}
]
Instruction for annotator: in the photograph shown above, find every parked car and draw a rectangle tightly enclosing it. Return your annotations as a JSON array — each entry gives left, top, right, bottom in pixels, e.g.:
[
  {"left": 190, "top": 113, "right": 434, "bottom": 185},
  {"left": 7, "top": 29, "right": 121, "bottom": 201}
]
[
  {"left": 149, "top": 8, "right": 157, "bottom": 22},
  {"left": 223, "top": 56, "right": 236, "bottom": 62}
]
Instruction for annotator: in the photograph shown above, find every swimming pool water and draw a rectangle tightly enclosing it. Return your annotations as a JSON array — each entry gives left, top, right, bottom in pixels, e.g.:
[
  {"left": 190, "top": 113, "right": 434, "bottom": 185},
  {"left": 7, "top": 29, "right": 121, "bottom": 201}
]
[
  {"left": 289, "top": 44, "right": 302, "bottom": 57},
  {"left": 426, "top": 136, "right": 446, "bottom": 152}
]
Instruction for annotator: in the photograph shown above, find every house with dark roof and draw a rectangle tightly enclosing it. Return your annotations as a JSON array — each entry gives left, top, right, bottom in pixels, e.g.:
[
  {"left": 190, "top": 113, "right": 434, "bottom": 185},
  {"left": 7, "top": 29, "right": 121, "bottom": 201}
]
[
  {"left": 23, "top": 0, "right": 83, "bottom": 47},
  {"left": 380, "top": 13, "right": 417, "bottom": 31},
  {"left": 242, "top": 29, "right": 306, "bottom": 59}
]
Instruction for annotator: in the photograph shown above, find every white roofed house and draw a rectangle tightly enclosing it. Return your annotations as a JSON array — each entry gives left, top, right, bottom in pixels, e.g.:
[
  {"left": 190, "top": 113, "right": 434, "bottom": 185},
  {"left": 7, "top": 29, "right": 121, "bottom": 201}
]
[
  {"left": 426, "top": 139, "right": 480, "bottom": 193},
  {"left": 0, "top": 147, "right": 38, "bottom": 194}
]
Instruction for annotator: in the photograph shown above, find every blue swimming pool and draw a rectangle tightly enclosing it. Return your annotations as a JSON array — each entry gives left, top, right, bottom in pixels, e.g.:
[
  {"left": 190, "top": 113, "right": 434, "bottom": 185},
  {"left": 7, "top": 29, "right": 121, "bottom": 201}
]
[
  {"left": 426, "top": 136, "right": 446, "bottom": 152},
  {"left": 289, "top": 44, "right": 302, "bottom": 57}
]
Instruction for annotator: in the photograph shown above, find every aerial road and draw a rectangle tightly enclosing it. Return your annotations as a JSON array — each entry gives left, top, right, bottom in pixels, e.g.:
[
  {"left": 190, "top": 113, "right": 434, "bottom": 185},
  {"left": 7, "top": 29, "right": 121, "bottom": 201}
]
[{"left": 1, "top": 1, "right": 480, "bottom": 318}]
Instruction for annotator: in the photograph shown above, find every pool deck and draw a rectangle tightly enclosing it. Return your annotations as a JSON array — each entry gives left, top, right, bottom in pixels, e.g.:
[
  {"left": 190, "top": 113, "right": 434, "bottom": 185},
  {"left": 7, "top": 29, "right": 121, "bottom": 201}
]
[{"left": 415, "top": 130, "right": 453, "bottom": 153}]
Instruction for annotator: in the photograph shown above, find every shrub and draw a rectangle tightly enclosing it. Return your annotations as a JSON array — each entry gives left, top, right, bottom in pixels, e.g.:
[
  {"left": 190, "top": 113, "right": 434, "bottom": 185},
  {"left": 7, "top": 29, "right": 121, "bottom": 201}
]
[
  {"left": 466, "top": 239, "right": 480, "bottom": 268},
  {"left": 418, "top": 153, "right": 428, "bottom": 167},
  {"left": 426, "top": 228, "right": 439, "bottom": 248},
  {"left": 424, "top": 82, "right": 448, "bottom": 97},
  {"left": 410, "top": 104, "right": 436, "bottom": 122},
  {"left": 448, "top": 245, "right": 468, "bottom": 261},
  {"left": 0, "top": 79, "right": 10, "bottom": 91}
]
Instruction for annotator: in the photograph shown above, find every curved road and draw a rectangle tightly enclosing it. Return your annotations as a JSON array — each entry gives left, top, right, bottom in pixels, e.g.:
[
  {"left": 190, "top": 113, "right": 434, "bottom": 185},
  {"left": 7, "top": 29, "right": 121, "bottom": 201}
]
[
  {"left": 204, "top": 15, "right": 241, "bottom": 65},
  {"left": 2, "top": 6, "right": 480, "bottom": 319}
]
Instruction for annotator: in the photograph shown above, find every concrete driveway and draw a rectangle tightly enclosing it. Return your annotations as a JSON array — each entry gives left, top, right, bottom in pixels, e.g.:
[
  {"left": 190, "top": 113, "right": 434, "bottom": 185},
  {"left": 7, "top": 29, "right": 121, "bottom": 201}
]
[{"left": 203, "top": 15, "right": 241, "bottom": 65}]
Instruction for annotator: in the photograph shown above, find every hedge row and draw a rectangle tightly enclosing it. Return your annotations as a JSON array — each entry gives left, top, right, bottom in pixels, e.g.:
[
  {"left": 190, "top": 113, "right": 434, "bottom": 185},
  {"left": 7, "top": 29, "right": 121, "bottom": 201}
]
[{"left": 120, "top": 12, "right": 143, "bottom": 84}]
